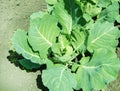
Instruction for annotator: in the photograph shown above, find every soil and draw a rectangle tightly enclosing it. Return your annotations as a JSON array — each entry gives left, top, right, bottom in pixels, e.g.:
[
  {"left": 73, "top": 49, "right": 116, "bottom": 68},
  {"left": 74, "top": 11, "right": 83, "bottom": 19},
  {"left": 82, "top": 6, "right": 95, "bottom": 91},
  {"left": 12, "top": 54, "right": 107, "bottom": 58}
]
[
  {"left": 0, "top": 0, "right": 120, "bottom": 91},
  {"left": 0, "top": 0, "right": 46, "bottom": 91}
]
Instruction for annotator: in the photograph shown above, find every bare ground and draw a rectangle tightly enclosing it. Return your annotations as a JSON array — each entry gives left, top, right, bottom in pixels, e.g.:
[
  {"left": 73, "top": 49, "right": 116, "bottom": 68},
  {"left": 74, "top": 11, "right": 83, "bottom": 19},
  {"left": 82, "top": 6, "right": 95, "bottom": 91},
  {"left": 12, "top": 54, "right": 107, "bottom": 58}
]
[{"left": 0, "top": 0, "right": 45, "bottom": 91}]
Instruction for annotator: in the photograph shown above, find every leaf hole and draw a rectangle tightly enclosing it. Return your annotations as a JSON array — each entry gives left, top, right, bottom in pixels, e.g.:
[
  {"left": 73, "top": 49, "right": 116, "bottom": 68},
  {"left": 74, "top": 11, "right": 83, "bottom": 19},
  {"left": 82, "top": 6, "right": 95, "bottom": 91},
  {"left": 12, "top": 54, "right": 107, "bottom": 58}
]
[
  {"left": 114, "top": 20, "right": 120, "bottom": 30},
  {"left": 48, "top": 48, "right": 54, "bottom": 58},
  {"left": 76, "top": 54, "right": 83, "bottom": 62},
  {"left": 56, "top": 36, "right": 59, "bottom": 43},
  {"left": 101, "top": 7, "right": 106, "bottom": 11},
  {"left": 57, "top": 22, "right": 63, "bottom": 30},
  {"left": 84, "top": 50, "right": 92, "bottom": 57},
  {"left": 71, "top": 53, "right": 82, "bottom": 64},
  {"left": 74, "top": 88, "right": 83, "bottom": 91},
  {"left": 92, "top": 15, "right": 97, "bottom": 21}
]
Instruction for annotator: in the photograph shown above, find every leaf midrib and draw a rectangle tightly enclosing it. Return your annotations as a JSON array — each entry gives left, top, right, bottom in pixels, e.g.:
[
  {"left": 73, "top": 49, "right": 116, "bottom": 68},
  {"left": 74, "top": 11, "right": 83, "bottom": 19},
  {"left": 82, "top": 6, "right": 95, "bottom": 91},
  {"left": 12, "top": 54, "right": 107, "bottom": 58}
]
[
  {"left": 91, "top": 27, "right": 114, "bottom": 44},
  {"left": 36, "top": 27, "right": 52, "bottom": 46}
]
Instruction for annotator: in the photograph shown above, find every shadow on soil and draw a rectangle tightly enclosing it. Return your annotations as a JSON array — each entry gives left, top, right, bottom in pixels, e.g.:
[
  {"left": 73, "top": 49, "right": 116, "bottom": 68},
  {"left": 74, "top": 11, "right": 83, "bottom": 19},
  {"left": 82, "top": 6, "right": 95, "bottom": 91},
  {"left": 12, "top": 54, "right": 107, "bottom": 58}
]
[
  {"left": 7, "top": 50, "right": 41, "bottom": 72},
  {"left": 7, "top": 50, "right": 49, "bottom": 91},
  {"left": 36, "top": 75, "right": 48, "bottom": 91}
]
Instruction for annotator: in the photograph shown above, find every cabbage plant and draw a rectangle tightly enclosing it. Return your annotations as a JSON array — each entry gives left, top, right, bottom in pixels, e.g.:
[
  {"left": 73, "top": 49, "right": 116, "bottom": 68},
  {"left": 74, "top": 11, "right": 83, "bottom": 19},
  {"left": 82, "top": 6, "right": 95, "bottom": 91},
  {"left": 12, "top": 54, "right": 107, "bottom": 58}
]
[{"left": 11, "top": 0, "right": 120, "bottom": 91}]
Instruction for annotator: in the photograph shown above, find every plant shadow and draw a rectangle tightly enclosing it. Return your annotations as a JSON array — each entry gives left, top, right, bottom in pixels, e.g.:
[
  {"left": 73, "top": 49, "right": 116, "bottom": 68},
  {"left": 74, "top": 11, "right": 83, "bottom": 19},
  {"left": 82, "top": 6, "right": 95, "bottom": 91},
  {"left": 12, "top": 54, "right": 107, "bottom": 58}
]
[
  {"left": 7, "top": 50, "right": 40, "bottom": 72},
  {"left": 7, "top": 50, "right": 49, "bottom": 90},
  {"left": 36, "top": 75, "right": 49, "bottom": 91},
  {"left": 7, "top": 50, "right": 24, "bottom": 69}
]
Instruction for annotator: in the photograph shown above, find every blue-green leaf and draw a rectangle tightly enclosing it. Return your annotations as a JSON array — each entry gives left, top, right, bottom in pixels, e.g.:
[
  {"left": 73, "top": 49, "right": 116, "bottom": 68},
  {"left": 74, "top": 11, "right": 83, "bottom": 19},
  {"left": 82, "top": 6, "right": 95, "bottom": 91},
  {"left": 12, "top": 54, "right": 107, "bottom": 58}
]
[
  {"left": 99, "top": 2, "right": 119, "bottom": 23},
  {"left": 53, "top": 2, "right": 72, "bottom": 34},
  {"left": 75, "top": 49, "right": 120, "bottom": 91},
  {"left": 12, "top": 30, "right": 44, "bottom": 64},
  {"left": 87, "top": 21, "right": 120, "bottom": 52},
  {"left": 18, "top": 59, "right": 40, "bottom": 70},
  {"left": 28, "top": 14, "right": 60, "bottom": 58},
  {"left": 98, "top": 0, "right": 111, "bottom": 7},
  {"left": 42, "top": 65, "right": 77, "bottom": 91}
]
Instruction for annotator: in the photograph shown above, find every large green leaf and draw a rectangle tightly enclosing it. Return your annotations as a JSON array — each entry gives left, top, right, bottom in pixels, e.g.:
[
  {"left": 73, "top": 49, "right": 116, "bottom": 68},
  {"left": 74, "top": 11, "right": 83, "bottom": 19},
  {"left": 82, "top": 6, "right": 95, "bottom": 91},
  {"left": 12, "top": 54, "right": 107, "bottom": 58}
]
[
  {"left": 87, "top": 21, "right": 120, "bottom": 52},
  {"left": 111, "top": 0, "right": 120, "bottom": 2},
  {"left": 99, "top": 2, "right": 119, "bottom": 23},
  {"left": 75, "top": 49, "right": 120, "bottom": 91},
  {"left": 97, "top": 0, "right": 120, "bottom": 7},
  {"left": 12, "top": 30, "right": 44, "bottom": 64},
  {"left": 18, "top": 59, "right": 40, "bottom": 70},
  {"left": 42, "top": 65, "right": 77, "bottom": 91},
  {"left": 30, "top": 11, "right": 46, "bottom": 21},
  {"left": 53, "top": 2, "right": 72, "bottom": 34},
  {"left": 30, "top": 11, "right": 47, "bottom": 27},
  {"left": 28, "top": 15, "right": 60, "bottom": 58},
  {"left": 97, "top": 0, "right": 111, "bottom": 7}
]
